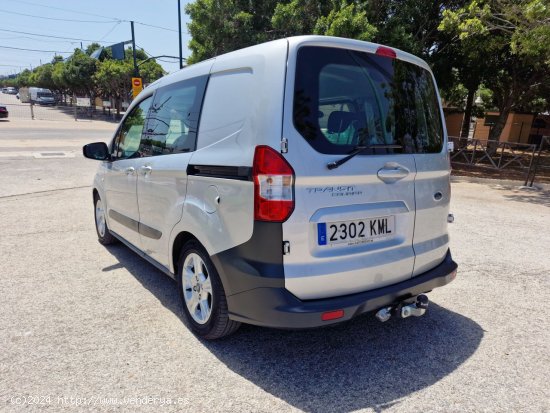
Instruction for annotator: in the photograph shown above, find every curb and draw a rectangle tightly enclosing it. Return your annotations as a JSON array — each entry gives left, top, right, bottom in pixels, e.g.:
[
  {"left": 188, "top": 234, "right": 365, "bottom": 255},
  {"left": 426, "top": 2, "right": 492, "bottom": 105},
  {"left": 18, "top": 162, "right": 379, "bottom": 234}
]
[{"left": 451, "top": 175, "right": 550, "bottom": 191}]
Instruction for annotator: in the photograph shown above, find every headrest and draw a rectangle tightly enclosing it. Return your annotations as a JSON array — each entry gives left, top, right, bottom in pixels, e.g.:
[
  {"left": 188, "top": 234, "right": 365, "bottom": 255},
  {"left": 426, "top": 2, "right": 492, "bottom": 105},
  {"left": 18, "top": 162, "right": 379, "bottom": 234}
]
[{"left": 327, "top": 111, "right": 358, "bottom": 133}]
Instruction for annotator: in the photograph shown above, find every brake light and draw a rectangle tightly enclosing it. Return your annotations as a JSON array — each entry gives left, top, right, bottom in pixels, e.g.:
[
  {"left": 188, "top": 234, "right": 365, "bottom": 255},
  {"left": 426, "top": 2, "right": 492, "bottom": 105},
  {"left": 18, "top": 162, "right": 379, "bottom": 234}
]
[
  {"left": 252, "top": 145, "right": 294, "bottom": 222},
  {"left": 375, "top": 46, "right": 397, "bottom": 59}
]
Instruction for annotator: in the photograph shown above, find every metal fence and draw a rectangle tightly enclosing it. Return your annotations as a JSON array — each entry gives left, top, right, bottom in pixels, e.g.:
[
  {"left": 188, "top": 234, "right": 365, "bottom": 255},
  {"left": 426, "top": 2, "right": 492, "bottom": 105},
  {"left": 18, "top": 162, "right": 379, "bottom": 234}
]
[
  {"left": 525, "top": 136, "right": 550, "bottom": 186},
  {"left": 1, "top": 95, "right": 120, "bottom": 122},
  {"left": 6, "top": 103, "right": 120, "bottom": 122},
  {"left": 449, "top": 136, "right": 550, "bottom": 186}
]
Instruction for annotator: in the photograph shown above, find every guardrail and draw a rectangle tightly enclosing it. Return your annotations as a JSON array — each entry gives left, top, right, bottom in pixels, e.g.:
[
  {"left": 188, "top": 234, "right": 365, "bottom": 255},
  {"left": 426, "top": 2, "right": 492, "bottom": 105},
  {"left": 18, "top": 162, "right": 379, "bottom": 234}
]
[{"left": 448, "top": 136, "right": 549, "bottom": 186}]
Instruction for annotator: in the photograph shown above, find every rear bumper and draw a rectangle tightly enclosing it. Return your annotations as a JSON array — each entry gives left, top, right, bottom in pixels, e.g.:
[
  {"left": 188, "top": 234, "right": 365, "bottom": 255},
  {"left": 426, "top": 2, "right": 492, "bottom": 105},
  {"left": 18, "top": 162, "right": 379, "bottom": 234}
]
[{"left": 226, "top": 250, "right": 457, "bottom": 328}]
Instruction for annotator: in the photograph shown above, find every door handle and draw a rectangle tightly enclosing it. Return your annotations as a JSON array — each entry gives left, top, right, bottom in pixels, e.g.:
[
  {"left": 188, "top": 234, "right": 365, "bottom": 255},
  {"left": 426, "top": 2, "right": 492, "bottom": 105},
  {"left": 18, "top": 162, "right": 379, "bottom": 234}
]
[
  {"left": 124, "top": 167, "right": 135, "bottom": 175},
  {"left": 377, "top": 165, "right": 409, "bottom": 183},
  {"left": 140, "top": 165, "right": 152, "bottom": 175}
]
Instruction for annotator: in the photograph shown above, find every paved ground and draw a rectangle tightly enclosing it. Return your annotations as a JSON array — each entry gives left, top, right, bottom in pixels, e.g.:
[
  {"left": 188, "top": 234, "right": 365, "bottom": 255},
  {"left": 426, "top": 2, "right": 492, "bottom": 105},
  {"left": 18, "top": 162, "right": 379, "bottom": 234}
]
[
  {"left": 0, "top": 122, "right": 548, "bottom": 412},
  {"left": 0, "top": 120, "right": 115, "bottom": 197}
]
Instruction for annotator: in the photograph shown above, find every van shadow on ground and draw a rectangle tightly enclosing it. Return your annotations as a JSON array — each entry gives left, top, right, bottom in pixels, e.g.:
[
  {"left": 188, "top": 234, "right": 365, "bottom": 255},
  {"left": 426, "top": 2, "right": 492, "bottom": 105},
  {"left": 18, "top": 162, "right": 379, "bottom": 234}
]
[{"left": 105, "top": 244, "right": 483, "bottom": 413}]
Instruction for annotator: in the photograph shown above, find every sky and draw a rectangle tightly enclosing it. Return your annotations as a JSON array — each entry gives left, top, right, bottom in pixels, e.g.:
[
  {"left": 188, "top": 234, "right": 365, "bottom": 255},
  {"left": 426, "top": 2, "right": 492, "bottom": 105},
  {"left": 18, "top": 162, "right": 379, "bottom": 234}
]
[{"left": 0, "top": 0, "right": 193, "bottom": 77}]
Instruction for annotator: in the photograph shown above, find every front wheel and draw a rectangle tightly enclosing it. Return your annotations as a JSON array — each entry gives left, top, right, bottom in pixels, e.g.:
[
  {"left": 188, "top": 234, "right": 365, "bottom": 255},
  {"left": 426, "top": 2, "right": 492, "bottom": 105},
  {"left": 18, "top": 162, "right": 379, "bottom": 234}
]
[{"left": 177, "top": 241, "right": 240, "bottom": 339}]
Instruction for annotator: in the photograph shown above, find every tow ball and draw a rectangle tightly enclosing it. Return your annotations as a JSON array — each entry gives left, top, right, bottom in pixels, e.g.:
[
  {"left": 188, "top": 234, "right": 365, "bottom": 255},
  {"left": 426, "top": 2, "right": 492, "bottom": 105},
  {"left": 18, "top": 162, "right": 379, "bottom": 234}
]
[{"left": 375, "top": 294, "right": 429, "bottom": 322}]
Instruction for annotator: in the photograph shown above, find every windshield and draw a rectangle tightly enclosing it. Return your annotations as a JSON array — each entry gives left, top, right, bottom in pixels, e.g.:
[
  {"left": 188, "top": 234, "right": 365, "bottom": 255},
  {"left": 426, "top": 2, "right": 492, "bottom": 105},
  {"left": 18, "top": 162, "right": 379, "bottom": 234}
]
[{"left": 293, "top": 46, "right": 444, "bottom": 155}]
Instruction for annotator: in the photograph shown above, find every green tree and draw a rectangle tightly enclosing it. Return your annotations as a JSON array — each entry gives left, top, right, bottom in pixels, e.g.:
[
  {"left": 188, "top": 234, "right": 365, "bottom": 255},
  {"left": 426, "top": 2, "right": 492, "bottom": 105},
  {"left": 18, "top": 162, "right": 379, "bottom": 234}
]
[
  {"left": 188, "top": 0, "right": 466, "bottom": 67},
  {"left": 92, "top": 46, "right": 164, "bottom": 114},
  {"left": 436, "top": 22, "right": 496, "bottom": 138},
  {"left": 272, "top": 0, "right": 333, "bottom": 36},
  {"left": 51, "top": 62, "right": 69, "bottom": 96},
  {"left": 85, "top": 42, "right": 102, "bottom": 56},
  {"left": 366, "top": 1, "right": 466, "bottom": 59},
  {"left": 185, "top": 0, "right": 281, "bottom": 63},
  {"left": 94, "top": 59, "right": 133, "bottom": 115},
  {"left": 62, "top": 49, "right": 97, "bottom": 96},
  {"left": 314, "top": 2, "right": 377, "bottom": 40},
  {"left": 16, "top": 69, "right": 32, "bottom": 87},
  {"left": 9, "top": 44, "right": 163, "bottom": 106},
  {"left": 440, "top": 0, "right": 550, "bottom": 142},
  {"left": 139, "top": 59, "right": 165, "bottom": 84},
  {"left": 126, "top": 48, "right": 165, "bottom": 83},
  {"left": 29, "top": 63, "right": 57, "bottom": 91}
]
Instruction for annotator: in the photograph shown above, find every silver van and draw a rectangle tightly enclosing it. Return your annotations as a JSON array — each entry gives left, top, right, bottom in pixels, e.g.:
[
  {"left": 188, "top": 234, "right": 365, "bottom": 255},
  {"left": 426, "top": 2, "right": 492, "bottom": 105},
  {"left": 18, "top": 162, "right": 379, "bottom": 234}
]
[{"left": 84, "top": 36, "right": 457, "bottom": 339}]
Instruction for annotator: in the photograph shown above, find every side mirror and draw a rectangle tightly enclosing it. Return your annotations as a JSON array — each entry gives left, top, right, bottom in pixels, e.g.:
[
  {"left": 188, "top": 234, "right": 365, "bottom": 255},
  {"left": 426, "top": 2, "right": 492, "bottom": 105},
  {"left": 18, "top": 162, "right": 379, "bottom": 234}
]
[{"left": 83, "top": 142, "right": 111, "bottom": 161}]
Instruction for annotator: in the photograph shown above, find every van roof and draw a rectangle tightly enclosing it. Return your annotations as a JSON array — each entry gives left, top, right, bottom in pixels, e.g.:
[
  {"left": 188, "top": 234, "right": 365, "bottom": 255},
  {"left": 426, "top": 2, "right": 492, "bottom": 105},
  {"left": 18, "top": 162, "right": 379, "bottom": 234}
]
[
  {"left": 144, "top": 35, "right": 432, "bottom": 95},
  {"left": 287, "top": 36, "right": 431, "bottom": 72}
]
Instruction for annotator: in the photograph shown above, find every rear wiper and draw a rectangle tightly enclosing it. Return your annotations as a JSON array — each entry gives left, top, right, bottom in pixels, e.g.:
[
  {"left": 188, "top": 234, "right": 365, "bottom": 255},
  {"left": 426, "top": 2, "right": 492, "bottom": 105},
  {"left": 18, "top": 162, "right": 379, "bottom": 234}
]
[{"left": 327, "top": 144, "right": 402, "bottom": 170}]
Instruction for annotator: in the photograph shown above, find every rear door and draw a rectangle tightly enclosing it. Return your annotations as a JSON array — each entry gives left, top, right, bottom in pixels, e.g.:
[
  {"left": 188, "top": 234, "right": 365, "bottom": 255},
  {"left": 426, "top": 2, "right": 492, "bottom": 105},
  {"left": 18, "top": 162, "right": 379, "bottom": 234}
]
[
  {"left": 412, "top": 155, "right": 451, "bottom": 275},
  {"left": 282, "top": 41, "right": 444, "bottom": 300}
]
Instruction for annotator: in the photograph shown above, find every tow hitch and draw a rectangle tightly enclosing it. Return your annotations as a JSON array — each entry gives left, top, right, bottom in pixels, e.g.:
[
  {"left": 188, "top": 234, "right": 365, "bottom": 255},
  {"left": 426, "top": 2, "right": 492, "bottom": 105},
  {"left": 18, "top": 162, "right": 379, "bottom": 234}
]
[{"left": 375, "top": 294, "right": 429, "bottom": 322}]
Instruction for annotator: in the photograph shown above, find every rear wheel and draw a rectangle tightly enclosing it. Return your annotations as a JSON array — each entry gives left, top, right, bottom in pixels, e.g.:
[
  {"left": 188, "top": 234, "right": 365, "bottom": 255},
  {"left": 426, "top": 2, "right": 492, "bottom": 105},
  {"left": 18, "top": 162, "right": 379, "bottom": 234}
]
[
  {"left": 177, "top": 241, "right": 240, "bottom": 339},
  {"left": 94, "top": 194, "right": 116, "bottom": 245}
]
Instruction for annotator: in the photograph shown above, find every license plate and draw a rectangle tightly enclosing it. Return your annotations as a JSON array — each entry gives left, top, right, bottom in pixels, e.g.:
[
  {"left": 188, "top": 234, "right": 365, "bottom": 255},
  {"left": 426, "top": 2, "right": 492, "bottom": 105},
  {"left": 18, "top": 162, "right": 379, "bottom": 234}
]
[{"left": 317, "top": 216, "right": 395, "bottom": 246}]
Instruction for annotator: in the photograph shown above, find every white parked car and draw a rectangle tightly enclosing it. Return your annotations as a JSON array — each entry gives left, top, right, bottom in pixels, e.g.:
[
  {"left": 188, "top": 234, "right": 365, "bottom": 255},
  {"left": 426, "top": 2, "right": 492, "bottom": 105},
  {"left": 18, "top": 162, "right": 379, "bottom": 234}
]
[{"left": 84, "top": 36, "right": 457, "bottom": 339}]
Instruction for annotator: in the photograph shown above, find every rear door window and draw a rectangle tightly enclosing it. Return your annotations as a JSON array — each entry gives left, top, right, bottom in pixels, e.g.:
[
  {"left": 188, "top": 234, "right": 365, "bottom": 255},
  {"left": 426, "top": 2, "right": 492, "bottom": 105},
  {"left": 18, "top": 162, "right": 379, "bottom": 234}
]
[{"left": 293, "top": 46, "right": 443, "bottom": 155}]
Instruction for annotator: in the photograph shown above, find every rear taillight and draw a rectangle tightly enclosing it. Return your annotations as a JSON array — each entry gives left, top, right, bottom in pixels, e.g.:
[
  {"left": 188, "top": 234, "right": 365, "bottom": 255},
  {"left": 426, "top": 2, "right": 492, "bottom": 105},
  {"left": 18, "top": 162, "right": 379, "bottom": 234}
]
[{"left": 252, "top": 145, "right": 294, "bottom": 222}]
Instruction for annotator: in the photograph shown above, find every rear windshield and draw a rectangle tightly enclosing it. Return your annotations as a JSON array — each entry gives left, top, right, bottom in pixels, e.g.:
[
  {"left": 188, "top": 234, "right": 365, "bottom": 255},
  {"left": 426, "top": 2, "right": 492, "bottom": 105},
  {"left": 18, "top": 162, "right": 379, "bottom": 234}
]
[{"left": 293, "top": 46, "right": 443, "bottom": 155}]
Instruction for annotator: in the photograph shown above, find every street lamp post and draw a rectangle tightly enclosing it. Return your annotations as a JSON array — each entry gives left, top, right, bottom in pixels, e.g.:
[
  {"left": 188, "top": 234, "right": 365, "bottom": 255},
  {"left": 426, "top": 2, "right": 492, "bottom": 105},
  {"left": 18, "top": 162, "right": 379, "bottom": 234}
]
[
  {"left": 130, "top": 21, "right": 139, "bottom": 77},
  {"left": 178, "top": 0, "right": 183, "bottom": 69}
]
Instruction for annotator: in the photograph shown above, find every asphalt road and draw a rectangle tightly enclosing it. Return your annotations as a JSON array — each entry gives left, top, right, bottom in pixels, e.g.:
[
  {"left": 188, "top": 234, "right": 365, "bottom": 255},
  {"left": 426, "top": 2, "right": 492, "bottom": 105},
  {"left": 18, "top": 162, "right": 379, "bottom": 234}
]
[{"left": 0, "top": 122, "right": 548, "bottom": 412}]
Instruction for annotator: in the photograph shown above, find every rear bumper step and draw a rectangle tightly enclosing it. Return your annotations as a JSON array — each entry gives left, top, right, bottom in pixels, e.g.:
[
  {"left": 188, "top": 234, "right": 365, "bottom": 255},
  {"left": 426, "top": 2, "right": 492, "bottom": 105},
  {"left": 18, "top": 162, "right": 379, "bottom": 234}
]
[{"left": 226, "top": 250, "right": 457, "bottom": 328}]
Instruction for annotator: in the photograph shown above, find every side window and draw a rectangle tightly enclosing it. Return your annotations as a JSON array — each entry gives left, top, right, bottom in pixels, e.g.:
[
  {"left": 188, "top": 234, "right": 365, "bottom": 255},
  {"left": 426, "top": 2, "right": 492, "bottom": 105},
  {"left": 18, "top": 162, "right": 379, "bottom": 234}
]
[
  {"left": 140, "top": 75, "right": 208, "bottom": 157},
  {"left": 112, "top": 96, "right": 153, "bottom": 159}
]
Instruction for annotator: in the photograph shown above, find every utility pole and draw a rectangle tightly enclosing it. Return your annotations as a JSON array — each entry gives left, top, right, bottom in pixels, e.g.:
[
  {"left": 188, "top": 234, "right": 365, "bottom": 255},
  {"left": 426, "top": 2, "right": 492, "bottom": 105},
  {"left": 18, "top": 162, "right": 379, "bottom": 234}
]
[
  {"left": 178, "top": 0, "right": 183, "bottom": 69},
  {"left": 130, "top": 21, "right": 139, "bottom": 76}
]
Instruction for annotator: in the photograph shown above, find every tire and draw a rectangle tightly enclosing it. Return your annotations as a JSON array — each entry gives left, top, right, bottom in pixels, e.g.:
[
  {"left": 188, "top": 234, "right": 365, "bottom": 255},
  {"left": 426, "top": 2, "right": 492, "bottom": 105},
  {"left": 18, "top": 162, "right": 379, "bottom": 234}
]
[
  {"left": 94, "top": 194, "right": 117, "bottom": 245},
  {"left": 177, "top": 241, "right": 240, "bottom": 339}
]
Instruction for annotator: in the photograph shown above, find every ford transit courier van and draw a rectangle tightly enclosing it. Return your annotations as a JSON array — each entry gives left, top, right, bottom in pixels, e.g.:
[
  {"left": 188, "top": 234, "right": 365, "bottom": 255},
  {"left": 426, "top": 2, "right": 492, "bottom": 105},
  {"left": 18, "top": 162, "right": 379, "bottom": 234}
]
[{"left": 84, "top": 36, "right": 457, "bottom": 339}]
